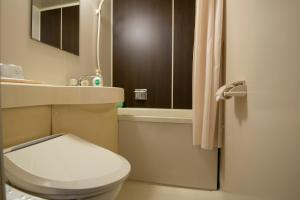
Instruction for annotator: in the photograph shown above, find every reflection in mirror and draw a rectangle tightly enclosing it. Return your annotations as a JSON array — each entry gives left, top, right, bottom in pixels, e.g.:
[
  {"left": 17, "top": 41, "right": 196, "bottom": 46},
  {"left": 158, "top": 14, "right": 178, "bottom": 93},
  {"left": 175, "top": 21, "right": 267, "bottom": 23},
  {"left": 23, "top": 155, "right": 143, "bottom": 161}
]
[{"left": 31, "top": 0, "right": 80, "bottom": 55}]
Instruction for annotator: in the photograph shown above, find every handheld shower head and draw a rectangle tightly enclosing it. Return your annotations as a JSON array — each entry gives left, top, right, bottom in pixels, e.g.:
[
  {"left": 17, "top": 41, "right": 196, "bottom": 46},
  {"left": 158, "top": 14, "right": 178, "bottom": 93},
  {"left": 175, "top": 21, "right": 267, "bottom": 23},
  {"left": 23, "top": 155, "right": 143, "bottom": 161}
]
[
  {"left": 96, "top": 0, "right": 105, "bottom": 74},
  {"left": 96, "top": 0, "right": 105, "bottom": 15}
]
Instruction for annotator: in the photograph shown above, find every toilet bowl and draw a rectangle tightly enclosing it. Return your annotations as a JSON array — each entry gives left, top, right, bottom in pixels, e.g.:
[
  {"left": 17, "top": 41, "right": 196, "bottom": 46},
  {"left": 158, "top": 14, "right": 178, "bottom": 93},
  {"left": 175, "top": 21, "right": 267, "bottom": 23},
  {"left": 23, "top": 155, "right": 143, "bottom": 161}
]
[{"left": 3, "top": 134, "right": 131, "bottom": 200}]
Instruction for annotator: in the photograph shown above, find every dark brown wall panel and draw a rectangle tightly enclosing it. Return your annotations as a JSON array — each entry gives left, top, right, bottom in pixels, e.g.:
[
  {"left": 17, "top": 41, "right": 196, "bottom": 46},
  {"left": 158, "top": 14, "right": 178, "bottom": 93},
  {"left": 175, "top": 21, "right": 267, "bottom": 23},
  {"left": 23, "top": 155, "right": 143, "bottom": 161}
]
[
  {"left": 62, "top": 6, "right": 79, "bottom": 55},
  {"left": 41, "top": 9, "right": 61, "bottom": 49},
  {"left": 113, "top": 0, "right": 172, "bottom": 108},
  {"left": 173, "top": 0, "right": 195, "bottom": 109}
]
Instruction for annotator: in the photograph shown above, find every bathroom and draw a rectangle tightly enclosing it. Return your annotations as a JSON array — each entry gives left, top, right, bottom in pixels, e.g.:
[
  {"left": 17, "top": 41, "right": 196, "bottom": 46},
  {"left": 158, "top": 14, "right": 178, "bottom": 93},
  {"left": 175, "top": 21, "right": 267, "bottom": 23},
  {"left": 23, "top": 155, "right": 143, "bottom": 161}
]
[{"left": 0, "top": 0, "right": 300, "bottom": 199}]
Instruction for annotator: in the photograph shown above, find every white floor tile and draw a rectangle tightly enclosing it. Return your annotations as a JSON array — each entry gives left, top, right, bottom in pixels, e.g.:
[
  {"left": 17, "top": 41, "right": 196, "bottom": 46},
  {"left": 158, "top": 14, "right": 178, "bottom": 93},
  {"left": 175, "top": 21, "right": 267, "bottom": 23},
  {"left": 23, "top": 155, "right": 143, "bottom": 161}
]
[{"left": 117, "top": 181, "right": 222, "bottom": 200}]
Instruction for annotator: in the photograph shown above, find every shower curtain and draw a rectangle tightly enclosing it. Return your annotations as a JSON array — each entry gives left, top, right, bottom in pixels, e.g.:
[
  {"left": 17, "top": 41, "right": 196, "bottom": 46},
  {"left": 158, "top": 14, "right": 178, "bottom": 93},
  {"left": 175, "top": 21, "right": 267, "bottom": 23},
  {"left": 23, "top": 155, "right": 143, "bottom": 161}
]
[{"left": 192, "top": 0, "right": 224, "bottom": 150}]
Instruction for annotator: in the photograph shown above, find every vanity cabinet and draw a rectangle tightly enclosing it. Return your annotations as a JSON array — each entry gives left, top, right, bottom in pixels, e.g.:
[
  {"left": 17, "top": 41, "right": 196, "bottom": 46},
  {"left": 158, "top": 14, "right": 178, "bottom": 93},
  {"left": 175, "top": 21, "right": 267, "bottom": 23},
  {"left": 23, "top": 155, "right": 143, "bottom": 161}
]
[{"left": 1, "top": 83, "right": 124, "bottom": 152}]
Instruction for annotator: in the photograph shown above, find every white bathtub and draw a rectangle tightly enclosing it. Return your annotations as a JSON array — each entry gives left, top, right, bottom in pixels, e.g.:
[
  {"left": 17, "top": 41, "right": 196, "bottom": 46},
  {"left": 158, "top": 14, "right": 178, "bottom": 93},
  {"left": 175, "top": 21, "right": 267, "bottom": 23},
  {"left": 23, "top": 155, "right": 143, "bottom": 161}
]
[
  {"left": 118, "top": 108, "right": 192, "bottom": 123},
  {"left": 117, "top": 108, "right": 218, "bottom": 190}
]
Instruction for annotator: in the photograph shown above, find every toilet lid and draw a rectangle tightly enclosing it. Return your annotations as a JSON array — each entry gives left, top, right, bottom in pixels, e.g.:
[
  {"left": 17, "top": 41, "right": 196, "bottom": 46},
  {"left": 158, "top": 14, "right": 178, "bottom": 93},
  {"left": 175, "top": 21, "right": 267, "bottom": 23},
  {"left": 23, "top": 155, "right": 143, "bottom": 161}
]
[{"left": 4, "top": 134, "right": 130, "bottom": 196}]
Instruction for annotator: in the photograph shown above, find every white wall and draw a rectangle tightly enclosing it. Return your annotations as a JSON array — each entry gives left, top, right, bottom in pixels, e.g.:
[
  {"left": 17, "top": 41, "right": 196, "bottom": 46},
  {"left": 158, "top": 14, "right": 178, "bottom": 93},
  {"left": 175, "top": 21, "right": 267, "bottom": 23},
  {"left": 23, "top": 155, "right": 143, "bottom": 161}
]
[
  {"left": 221, "top": 1, "right": 300, "bottom": 200},
  {"left": 0, "top": 0, "right": 112, "bottom": 85}
]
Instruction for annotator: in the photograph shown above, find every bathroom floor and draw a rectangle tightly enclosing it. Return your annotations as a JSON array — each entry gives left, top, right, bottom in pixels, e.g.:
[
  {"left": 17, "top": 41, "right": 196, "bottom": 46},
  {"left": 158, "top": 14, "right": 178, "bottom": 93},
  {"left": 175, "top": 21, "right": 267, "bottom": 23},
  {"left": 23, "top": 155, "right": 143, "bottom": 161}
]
[{"left": 116, "top": 181, "right": 222, "bottom": 200}]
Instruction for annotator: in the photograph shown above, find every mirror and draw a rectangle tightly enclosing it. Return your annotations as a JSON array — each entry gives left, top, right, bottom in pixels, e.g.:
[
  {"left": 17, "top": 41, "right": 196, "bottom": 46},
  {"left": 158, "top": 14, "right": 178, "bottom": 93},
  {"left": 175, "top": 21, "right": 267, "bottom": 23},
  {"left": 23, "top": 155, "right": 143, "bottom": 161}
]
[{"left": 31, "top": 0, "right": 80, "bottom": 55}]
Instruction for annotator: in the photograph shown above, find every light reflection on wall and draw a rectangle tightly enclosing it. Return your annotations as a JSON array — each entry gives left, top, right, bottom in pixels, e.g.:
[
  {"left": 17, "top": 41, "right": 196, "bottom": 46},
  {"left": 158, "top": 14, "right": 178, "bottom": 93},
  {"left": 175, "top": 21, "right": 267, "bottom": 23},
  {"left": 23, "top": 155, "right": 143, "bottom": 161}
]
[{"left": 123, "top": 15, "right": 157, "bottom": 53}]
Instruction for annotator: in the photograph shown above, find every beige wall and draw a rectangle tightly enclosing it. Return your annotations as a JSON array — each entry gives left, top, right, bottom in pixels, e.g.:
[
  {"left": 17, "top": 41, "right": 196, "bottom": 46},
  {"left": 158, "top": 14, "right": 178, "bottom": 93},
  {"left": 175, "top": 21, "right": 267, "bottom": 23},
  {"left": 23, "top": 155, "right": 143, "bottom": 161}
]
[
  {"left": 0, "top": 0, "right": 112, "bottom": 86},
  {"left": 0, "top": 1, "right": 4, "bottom": 194},
  {"left": 2, "top": 104, "right": 118, "bottom": 151},
  {"left": 52, "top": 104, "right": 118, "bottom": 152},
  {"left": 221, "top": 0, "right": 300, "bottom": 200},
  {"left": 0, "top": 81, "right": 121, "bottom": 151},
  {"left": 0, "top": 0, "right": 2, "bottom": 62},
  {"left": 2, "top": 106, "right": 51, "bottom": 148}
]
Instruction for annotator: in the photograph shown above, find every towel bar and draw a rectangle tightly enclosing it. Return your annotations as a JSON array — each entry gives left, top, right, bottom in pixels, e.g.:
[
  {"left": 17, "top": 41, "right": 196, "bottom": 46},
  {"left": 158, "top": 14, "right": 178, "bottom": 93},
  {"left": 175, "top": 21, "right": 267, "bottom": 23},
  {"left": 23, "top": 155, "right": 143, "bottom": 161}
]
[
  {"left": 216, "top": 80, "right": 247, "bottom": 101},
  {"left": 223, "top": 81, "right": 247, "bottom": 98}
]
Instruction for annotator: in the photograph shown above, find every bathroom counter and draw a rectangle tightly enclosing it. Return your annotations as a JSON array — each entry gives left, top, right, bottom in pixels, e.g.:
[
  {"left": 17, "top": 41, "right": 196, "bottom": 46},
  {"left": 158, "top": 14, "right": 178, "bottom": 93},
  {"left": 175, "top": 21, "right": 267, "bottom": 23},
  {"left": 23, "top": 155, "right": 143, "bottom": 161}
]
[{"left": 1, "top": 83, "right": 124, "bottom": 108}]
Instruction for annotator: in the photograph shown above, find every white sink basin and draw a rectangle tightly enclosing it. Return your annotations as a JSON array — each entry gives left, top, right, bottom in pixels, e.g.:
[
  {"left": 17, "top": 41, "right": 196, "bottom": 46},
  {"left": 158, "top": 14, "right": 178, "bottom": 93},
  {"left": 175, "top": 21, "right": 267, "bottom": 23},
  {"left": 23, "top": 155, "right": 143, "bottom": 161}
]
[{"left": 1, "top": 83, "right": 124, "bottom": 108}]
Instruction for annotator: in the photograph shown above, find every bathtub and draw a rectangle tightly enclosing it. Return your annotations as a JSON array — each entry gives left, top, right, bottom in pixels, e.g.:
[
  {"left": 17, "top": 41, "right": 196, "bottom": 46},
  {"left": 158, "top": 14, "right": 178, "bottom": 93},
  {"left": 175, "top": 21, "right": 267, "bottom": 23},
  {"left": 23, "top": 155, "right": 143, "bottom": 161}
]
[
  {"left": 118, "top": 108, "right": 192, "bottom": 124},
  {"left": 117, "top": 108, "right": 218, "bottom": 190}
]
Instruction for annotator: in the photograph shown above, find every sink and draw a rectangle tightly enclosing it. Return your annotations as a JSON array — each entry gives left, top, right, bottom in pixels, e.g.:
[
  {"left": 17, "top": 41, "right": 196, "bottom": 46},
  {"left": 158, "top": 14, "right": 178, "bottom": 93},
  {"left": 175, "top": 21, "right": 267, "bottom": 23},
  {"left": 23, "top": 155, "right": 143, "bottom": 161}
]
[{"left": 1, "top": 83, "right": 124, "bottom": 108}]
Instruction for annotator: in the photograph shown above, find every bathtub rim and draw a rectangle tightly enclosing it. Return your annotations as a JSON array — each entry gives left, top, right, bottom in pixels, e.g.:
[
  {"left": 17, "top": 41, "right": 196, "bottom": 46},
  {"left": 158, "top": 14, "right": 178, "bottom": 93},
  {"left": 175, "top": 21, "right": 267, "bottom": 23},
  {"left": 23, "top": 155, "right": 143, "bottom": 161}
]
[{"left": 117, "top": 108, "right": 192, "bottom": 124}]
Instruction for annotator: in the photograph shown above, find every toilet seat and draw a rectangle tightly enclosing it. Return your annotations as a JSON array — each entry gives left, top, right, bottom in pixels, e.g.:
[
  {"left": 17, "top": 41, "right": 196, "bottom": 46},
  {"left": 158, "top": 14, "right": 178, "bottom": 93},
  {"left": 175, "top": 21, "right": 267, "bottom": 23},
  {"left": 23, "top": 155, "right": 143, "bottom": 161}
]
[{"left": 4, "top": 134, "right": 130, "bottom": 198}]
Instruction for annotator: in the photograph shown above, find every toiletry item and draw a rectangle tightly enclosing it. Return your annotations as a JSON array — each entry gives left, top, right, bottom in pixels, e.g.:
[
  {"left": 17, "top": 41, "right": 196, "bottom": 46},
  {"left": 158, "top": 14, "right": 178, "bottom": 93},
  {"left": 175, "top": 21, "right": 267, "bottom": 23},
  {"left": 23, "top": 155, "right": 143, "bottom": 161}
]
[
  {"left": 80, "top": 79, "right": 90, "bottom": 86},
  {"left": 69, "top": 78, "right": 78, "bottom": 86},
  {"left": 0, "top": 63, "right": 24, "bottom": 79},
  {"left": 116, "top": 102, "right": 124, "bottom": 108},
  {"left": 92, "top": 69, "right": 103, "bottom": 87}
]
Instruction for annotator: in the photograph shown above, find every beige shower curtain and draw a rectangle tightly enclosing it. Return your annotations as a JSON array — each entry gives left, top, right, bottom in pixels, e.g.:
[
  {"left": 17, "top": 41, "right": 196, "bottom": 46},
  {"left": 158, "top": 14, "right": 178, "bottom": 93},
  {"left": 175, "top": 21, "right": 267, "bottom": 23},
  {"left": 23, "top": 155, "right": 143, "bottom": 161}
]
[{"left": 192, "top": 0, "right": 224, "bottom": 150}]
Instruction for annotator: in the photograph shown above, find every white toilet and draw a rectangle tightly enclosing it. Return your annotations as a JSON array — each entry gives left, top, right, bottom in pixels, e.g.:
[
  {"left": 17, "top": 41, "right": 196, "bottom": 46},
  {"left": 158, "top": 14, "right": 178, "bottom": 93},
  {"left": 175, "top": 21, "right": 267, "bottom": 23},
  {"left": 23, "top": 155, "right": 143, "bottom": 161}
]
[{"left": 3, "top": 134, "right": 131, "bottom": 200}]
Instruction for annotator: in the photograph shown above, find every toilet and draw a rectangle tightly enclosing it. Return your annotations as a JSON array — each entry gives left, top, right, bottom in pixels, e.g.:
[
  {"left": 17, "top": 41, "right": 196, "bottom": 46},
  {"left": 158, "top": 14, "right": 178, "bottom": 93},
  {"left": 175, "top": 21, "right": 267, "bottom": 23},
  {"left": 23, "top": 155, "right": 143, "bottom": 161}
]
[{"left": 3, "top": 134, "right": 131, "bottom": 200}]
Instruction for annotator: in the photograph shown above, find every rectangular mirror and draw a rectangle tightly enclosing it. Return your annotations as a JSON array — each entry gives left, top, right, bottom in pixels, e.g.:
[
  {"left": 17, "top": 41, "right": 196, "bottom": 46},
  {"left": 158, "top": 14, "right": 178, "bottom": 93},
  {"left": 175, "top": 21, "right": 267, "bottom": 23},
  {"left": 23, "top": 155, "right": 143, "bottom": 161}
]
[{"left": 31, "top": 0, "right": 80, "bottom": 55}]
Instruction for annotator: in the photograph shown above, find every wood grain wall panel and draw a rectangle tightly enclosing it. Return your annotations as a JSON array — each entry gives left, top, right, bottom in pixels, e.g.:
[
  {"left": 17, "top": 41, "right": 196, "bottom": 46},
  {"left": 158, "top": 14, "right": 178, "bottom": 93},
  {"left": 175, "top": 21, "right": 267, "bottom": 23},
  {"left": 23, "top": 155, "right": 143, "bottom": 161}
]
[
  {"left": 41, "top": 9, "right": 61, "bottom": 49},
  {"left": 113, "top": 0, "right": 172, "bottom": 108},
  {"left": 62, "top": 5, "right": 79, "bottom": 55},
  {"left": 173, "top": 0, "right": 195, "bottom": 109}
]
